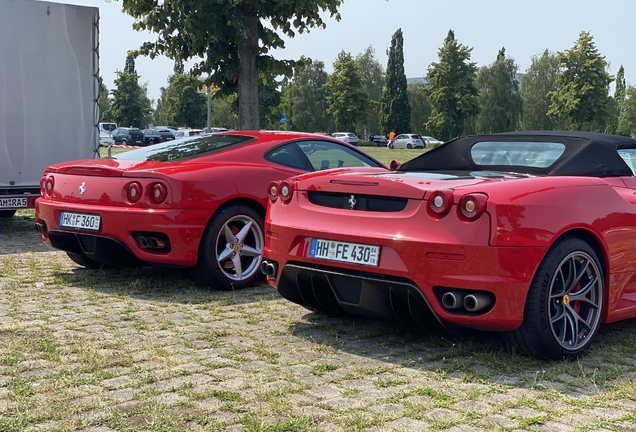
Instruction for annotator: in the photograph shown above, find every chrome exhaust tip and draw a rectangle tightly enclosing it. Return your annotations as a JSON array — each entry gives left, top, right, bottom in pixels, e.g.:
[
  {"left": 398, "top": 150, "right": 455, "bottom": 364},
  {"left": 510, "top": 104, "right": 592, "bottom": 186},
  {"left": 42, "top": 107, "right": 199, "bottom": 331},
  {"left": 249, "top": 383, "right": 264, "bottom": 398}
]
[
  {"left": 148, "top": 237, "right": 167, "bottom": 250},
  {"left": 441, "top": 291, "right": 465, "bottom": 310},
  {"left": 463, "top": 293, "right": 493, "bottom": 312},
  {"left": 137, "top": 236, "right": 149, "bottom": 248}
]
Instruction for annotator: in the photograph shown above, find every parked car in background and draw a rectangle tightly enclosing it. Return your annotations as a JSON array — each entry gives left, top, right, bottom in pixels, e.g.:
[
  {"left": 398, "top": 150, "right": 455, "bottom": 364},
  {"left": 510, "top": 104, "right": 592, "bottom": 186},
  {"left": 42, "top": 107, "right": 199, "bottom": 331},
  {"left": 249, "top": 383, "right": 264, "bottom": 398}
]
[
  {"left": 263, "top": 131, "right": 636, "bottom": 360},
  {"left": 155, "top": 128, "right": 175, "bottom": 142},
  {"left": 111, "top": 127, "right": 145, "bottom": 146},
  {"left": 142, "top": 129, "right": 163, "bottom": 145},
  {"left": 392, "top": 134, "right": 426, "bottom": 149},
  {"left": 99, "top": 131, "right": 114, "bottom": 147},
  {"left": 369, "top": 135, "right": 389, "bottom": 146},
  {"left": 35, "top": 131, "right": 387, "bottom": 291},
  {"left": 421, "top": 136, "right": 444, "bottom": 146},
  {"left": 99, "top": 122, "right": 117, "bottom": 135},
  {"left": 174, "top": 129, "right": 202, "bottom": 139},
  {"left": 201, "top": 127, "right": 230, "bottom": 133},
  {"left": 332, "top": 132, "right": 360, "bottom": 146}
]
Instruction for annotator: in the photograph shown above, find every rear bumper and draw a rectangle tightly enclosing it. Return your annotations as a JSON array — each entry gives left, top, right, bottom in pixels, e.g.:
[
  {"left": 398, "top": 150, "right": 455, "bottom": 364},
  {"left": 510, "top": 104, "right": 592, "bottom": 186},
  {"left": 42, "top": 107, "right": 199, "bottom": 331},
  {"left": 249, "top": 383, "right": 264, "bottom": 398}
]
[
  {"left": 35, "top": 199, "right": 210, "bottom": 267},
  {"left": 264, "top": 220, "right": 547, "bottom": 332}
]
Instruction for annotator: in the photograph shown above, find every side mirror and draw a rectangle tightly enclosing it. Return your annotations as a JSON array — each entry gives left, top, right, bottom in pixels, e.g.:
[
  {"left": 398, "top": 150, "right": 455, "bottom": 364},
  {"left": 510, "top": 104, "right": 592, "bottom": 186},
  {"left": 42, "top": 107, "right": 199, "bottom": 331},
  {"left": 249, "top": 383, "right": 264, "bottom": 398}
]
[{"left": 390, "top": 160, "right": 402, "bottom": 171}]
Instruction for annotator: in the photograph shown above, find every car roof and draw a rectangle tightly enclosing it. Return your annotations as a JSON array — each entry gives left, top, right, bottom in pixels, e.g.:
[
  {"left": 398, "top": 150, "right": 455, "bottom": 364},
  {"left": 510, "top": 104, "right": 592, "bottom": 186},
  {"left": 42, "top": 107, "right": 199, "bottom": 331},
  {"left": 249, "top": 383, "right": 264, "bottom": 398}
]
[{"left": 399, "top": 131, "right": 636, "bottom": 177}]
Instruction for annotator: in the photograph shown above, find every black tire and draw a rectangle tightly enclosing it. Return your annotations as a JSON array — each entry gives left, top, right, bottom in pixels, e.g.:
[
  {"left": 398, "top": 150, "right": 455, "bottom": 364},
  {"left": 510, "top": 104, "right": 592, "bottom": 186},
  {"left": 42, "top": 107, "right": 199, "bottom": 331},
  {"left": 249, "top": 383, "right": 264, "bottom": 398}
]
[
  {"left": 121, "top": 140, "right": 127, "bottom": 146},
  {"left": 503, "top": 236, "right": 604, "bottom": 360},
  {"left": 407, "top": 144, "right": 413, "bottom": 149},
  {"left": 148, "top": 139, "right": 155, "bottom": 145},
  {"left": 66, "top": 252, "right": 102, "bottom": 269},
  {"left": 191, "top": 204, "right": 264, "bottom": 290},
  {"left": 0, "top": 210, "right": 17, "bottom": 218}
]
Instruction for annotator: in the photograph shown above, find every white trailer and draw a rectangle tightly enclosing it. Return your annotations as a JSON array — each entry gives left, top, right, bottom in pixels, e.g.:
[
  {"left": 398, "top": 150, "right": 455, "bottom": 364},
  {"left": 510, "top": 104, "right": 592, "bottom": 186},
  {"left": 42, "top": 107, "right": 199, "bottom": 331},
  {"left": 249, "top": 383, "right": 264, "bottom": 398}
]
[{"left": 0, "top": 0, "right": 99, "bottom": 218}]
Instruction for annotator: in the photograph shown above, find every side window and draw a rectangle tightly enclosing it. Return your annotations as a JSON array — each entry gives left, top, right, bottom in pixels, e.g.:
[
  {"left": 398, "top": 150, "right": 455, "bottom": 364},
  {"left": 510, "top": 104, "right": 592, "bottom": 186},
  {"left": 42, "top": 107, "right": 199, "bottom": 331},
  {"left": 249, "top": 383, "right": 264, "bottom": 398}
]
[
  {"left": 265, "top": 143, "right": 307, "bottom": 170},
  {"left": 618, "top": 149, "right": 636, "bottom": 175},
  {"left": 297, "top": 140, "right": 379, "bottom": 171}
]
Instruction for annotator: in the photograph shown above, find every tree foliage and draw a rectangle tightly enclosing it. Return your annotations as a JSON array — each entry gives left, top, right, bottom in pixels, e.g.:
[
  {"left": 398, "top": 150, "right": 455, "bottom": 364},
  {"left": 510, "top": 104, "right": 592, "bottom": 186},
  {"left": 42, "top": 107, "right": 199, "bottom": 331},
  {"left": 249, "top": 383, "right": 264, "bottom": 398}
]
[
  {"left": 618, "top": 85, "right": 636, "bottom": 137},
  {"left": 98, "top": 79, "right": 113, "bottom": 121},
  {"left": 426, "top": 30, "right": 479, "bottom": 141},
  {"left": 356, "top": 46, "right": 385, "bottom": 135},
  {"left": 157, "top": 72, "right": 207, "bottom": 128},
  {"left": 325, "top": 51, "right": 368, "bottom": 132},
  {"left": 120, "top": 0, "right": 343, "bottom": 130},
  {"left": 108, "top": 53, "right": 152, "bottom": 128},
  {"left": 407, "top": 83, "right": 431, "bottom": 135},
  {"left": 379, "top": 29, "right": 410, "bottom": 135},
  {"left": 475, "top": 48, "right": 522, "bottom": 134},
  {"left": 520, "top": 50, "right": 562, "bottom": 130},
  {"left": 547, "top": 31, "right": 613, "bottom": 131},
  {"left": 284, "top": 57, "right": 331, "bottom": 132}
]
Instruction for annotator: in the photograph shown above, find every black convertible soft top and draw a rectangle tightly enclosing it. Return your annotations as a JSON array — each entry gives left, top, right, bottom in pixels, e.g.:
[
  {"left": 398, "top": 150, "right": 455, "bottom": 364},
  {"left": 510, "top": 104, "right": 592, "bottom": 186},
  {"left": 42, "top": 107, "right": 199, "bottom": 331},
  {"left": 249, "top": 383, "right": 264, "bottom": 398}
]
[{"left": 399, "top": 131, "right": 636, "bottom": 177}]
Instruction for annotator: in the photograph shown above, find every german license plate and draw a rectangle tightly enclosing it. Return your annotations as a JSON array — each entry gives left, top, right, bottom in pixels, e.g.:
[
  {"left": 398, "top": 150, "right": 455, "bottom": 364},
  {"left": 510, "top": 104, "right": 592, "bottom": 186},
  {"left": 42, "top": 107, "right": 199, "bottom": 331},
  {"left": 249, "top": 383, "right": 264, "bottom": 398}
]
[
  {"left": 59, "top": 211, "right": 101, "bottom": 231},
  {"left": 309, "top": 238, "right": 380, "bottom": 267},
  {"left": 0, "top": 197, "right": 27, "bottom": 208}
]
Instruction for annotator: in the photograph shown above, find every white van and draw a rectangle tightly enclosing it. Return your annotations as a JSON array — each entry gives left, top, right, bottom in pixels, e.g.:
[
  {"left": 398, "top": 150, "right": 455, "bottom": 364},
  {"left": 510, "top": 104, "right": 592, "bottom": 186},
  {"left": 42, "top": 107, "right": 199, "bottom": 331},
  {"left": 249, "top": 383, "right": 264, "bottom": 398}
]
[{"left": 99, "top": 122, "right": 117, "bottom": 134}]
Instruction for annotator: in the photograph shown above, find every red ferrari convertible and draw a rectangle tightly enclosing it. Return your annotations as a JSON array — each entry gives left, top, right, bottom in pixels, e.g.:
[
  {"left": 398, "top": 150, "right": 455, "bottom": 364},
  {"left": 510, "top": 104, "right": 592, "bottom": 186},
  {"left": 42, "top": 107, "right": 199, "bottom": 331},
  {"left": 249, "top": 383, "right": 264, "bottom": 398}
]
[
  {"left": 35, "top": 131, "right": 385, "bottom": 290},
  {"left": 263, "top": 131, "right": 636, "bottom": 359}
]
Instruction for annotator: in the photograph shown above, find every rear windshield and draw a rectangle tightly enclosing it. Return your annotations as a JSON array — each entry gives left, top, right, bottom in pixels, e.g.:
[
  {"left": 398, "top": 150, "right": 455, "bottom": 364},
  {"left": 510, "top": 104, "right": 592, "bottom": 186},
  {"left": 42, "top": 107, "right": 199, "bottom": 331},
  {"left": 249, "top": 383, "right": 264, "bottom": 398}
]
[
  {"left": 114, "top": 134, "right": 255, "bottom": 162},
  {"left": 471, "top": 141, "right": 565, "bottom": 168}
]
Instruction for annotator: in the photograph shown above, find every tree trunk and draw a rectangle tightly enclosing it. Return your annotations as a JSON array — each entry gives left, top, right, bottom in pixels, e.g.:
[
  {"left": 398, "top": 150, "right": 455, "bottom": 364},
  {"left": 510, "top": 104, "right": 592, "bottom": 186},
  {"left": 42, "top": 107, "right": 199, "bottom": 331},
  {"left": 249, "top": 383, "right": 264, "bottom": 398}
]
[{"left": 238, "top": 14, "right": 260, "bottom": 130}]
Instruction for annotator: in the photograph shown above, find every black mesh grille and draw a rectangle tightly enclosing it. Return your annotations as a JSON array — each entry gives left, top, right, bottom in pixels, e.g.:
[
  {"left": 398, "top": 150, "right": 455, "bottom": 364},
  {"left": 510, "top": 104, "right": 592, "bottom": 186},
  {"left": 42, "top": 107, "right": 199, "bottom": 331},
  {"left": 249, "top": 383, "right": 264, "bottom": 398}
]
[
  {"left": 329, "top": 274, "right": 362, "bottom": 304},
  {"left": 307, "top": 191, "right": 408, "bottom": 212},
  {"left": 77, "top": 235, "right": 97, "bottom": 253}
]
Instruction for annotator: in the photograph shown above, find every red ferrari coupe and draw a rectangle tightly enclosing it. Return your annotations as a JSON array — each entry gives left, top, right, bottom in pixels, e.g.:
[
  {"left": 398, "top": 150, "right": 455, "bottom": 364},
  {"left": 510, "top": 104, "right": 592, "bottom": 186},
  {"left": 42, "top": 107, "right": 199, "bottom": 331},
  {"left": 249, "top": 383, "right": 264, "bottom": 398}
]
[
  {"left": 35, "top": 131, "right": 385, "bottom": 290},
  {"left": 263, "top": 131, "right": 636, "bottom": 359}
]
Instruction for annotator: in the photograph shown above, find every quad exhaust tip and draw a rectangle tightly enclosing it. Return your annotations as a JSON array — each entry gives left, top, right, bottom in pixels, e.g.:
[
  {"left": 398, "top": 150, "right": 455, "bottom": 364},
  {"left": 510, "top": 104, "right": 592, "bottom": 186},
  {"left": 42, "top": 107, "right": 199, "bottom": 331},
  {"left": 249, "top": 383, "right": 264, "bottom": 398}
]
[
  {"left": 441, "top": 290, "right": 493, "bottom": 313},
  {"left": 260, "top": 260, "right": 278, "bottom": 278},
  {"left": 136, "top": 235, "right": 168, "bottom": 250}
]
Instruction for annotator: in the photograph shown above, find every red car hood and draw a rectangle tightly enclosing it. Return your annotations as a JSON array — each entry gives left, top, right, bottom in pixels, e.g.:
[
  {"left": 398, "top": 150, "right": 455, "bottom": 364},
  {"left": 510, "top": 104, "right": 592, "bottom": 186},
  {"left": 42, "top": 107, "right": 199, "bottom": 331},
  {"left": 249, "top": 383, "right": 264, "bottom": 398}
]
[{"left": 296, "top": 168, "right": 510, "bottom": 199}]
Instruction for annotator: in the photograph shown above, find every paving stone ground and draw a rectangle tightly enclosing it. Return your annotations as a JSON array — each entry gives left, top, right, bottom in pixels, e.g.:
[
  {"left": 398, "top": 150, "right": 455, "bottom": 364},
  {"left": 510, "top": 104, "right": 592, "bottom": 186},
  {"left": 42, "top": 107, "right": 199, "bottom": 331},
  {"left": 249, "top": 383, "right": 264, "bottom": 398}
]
[{"left": 1, "top": 211, "right": 636, "bottom": 431}]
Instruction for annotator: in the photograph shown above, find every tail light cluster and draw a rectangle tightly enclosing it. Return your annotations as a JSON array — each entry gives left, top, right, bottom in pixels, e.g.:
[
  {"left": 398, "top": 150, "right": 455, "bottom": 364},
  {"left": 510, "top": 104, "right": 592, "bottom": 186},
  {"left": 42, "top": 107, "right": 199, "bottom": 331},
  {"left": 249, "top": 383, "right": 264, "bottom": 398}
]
[
  {"left": 426, "top": 190, "right": 488, "bottom": 221},
  {"left": 41, "top": 175, "right": 55, "bottom": 196},
  {"left": 126, "top": 181, "right": 169, "bottom": 204},
  {"left": 268, "top": 180, "right": 296, "bottom": 204}
]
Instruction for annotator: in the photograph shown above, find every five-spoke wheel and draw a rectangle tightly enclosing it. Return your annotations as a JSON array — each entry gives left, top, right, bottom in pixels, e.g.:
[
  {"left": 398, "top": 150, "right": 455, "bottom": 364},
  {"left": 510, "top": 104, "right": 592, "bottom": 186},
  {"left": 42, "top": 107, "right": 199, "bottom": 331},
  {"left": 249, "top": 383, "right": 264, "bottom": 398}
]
[
  {"left": 192, "top": 205, "right": 264, "bottom": 290},
  {"left": 504, "top": 237, "right": 604, "bottom": 359}
]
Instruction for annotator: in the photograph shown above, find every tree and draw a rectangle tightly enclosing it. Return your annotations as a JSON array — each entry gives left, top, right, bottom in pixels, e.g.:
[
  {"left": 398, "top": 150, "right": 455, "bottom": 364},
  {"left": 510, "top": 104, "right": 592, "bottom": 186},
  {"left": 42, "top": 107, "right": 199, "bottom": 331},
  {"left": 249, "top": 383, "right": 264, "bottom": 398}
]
[
  {"left": 324, "top": 51, "right": 368, "bottom": 132},
  {"left": 407, "top": 83, "right": 431, "bottom": 135},
  {"left": 159, "top": 72, "right": 207, "bottom": 128},
  {"left": 120, "top": 0, "right": 343, "bottom": 130},
  {"left": 284, "top": 57, "right": 331, "bottom": 132},
  {"left": 520, "top": 50, "right": 562, "bottom": 130},
  {"left": 356, "top": 46, "right": 385, "bottom": 136},
  {"left": 606, "top": 65, "right": 627, "bottom": 134},
  {"left": 259, "top": 72, "right": 284, "bottom": 130},
  {"left": 108, "top": 53, "right": 151, "bottom": 128},
  {"left": 379, "top": 29, "right": 410, "bottom": 135},
  {"left": 547, "top": 31, "right": 613, "bottom": 131},
  {"left": 618, "top": 85, "right": 636, "bottom": 137},
  {"left": 211, "top": 97, "right": 239, "bottom": 130},
  {"left": 426, "top": 30, "right": 479, "bottom": 141},
  {"left": 98, "top": 79, "right": 113, "bottom": 121},
  {"left": 475, "top": 47, "right": 523, "bottom": 134}
]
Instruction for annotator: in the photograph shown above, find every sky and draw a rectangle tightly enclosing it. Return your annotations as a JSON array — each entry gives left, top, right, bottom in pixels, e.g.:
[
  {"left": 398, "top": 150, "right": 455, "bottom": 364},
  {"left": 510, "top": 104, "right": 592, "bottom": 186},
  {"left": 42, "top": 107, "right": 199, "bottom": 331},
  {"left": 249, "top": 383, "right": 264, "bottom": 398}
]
[{"left": 52, "top": 0, "right": 636, "bottom": 103}]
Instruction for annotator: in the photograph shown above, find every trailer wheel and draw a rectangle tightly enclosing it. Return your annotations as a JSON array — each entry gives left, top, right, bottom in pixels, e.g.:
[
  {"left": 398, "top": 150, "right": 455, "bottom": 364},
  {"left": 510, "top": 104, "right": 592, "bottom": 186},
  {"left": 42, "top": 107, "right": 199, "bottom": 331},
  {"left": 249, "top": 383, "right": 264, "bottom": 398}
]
[{"left": 0, "top": 210, "right": 16, "bottom": 218}]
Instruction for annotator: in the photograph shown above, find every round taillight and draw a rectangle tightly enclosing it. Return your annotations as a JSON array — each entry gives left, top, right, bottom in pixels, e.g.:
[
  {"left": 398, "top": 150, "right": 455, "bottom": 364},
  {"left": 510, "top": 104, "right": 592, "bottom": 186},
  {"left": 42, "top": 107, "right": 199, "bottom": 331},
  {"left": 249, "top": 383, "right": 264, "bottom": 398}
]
[
  {"left": 127, "top": 182, "right": 142, "bottom": 203},
  {"left": 150, "top": 183, "right": 167, "bottom": 204},
  {"left": 45, "top": 176, "right": 55, "bottom": 196},
  {"left": 279, "top": 181, "right": 293, "bottom": 203},
  {"left": 268, "top": 182, "right": 279, "bottom": 202},
  {"left": 428, "top": 190, "right": 453, "bottom": 215},
  {"left": 459, "top": 193, "right": 488, "bottom": 220}
]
